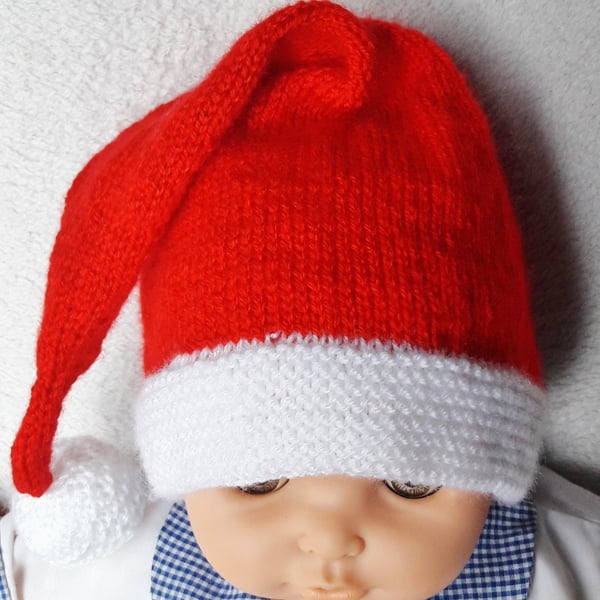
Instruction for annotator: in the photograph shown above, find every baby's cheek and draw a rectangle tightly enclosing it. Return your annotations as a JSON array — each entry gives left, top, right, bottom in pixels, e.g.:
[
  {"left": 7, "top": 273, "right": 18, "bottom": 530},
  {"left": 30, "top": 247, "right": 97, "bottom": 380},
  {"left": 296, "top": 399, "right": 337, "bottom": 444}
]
[
  {"left": 206, "top": 535, "right": 293, "bottom": 599},
  {"left": 362, "top": 536, "right": 469, "bottom": 599},
  {"left": 187, "top": 504, "right": 292, "bottom": 597},
  {"left": 366, "top": 494, "right": 490, "bottom": 599}
]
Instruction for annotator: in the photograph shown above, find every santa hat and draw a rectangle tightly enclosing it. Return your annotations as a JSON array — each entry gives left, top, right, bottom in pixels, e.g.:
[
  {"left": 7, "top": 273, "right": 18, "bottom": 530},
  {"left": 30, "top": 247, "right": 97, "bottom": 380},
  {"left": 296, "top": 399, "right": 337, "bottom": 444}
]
[{"left": 11, "top": 0, "right": 545, "bottom": 565}]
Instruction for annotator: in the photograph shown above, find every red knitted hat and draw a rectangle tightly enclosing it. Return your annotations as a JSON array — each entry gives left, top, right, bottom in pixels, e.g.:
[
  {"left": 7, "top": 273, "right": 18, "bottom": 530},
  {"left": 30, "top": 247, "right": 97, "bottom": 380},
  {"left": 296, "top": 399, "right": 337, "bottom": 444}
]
[{"left": 12, "top": 0, "right": 544, "bottom": 564}]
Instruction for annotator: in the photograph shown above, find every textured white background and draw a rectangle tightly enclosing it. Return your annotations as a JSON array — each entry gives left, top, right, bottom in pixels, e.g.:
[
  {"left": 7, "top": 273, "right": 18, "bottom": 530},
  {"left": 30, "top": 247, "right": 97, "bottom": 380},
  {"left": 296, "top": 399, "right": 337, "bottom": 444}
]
[{"left": 1, "top": 0, "right": 599, "bottom": 505}]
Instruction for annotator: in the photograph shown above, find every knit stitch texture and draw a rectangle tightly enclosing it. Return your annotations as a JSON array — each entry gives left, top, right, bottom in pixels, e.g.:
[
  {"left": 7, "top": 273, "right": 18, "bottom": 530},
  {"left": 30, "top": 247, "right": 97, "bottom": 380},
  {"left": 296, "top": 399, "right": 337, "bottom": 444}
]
[{"left": 11, "top": 1, "right": 543, "bottom": 507}]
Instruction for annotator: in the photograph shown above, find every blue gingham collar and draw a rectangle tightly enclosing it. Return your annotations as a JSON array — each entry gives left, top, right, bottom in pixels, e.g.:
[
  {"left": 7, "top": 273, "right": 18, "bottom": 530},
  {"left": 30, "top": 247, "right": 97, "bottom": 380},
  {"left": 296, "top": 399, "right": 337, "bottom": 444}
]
[{"left": 151, "top": 499, "right": 535, "bottom": 600}]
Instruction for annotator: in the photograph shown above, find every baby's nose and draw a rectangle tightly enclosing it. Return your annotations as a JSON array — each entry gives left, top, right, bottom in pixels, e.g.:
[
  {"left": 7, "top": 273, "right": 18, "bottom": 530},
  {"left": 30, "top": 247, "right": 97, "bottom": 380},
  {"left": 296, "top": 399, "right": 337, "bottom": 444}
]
[
  {"left": 292, "top": 475, "right": 372, "bottom": 560},
  {"left": 297, "top": 517, "right": 366, "bottom": 560}
]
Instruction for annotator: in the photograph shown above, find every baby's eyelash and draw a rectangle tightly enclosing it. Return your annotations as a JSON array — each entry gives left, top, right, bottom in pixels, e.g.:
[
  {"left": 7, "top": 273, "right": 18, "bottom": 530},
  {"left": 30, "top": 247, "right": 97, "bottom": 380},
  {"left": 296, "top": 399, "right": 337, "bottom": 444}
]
[
  {"left": 383, "top": 480, "right": 442, "bottom": 499},
  {"left": 237, "top": 478, "right": 442, "bottom": 498},
  {"left": 238, "top": 477, "right": 290, "bottom": 494}
]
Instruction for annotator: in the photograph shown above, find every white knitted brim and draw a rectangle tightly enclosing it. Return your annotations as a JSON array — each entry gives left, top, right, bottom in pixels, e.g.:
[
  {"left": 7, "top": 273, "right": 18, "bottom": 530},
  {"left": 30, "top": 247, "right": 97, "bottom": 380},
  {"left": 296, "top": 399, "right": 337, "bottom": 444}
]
[{"left": 135, "top": 333, "right": 545, "bottom": 504}]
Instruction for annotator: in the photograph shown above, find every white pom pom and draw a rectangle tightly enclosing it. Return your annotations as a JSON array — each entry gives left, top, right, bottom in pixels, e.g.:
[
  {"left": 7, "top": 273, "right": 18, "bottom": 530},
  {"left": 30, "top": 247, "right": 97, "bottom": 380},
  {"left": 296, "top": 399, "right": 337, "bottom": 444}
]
[{"left": 12, "top": 437, "right": 147, "bottom": 566}]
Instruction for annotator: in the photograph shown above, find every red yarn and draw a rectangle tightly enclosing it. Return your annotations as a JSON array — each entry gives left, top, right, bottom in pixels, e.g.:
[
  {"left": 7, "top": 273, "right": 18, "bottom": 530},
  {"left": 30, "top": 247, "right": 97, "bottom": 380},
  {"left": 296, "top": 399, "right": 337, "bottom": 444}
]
[{"left": 11, "top": 1, "right": 542, "bottom": 497}]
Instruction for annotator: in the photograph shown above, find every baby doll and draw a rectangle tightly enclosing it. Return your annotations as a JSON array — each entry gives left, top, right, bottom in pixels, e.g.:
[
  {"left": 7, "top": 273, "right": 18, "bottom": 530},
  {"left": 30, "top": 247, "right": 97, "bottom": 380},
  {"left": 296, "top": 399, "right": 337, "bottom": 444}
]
[{"left": 2, "top": 2, "right": 599, "bottom": 599}]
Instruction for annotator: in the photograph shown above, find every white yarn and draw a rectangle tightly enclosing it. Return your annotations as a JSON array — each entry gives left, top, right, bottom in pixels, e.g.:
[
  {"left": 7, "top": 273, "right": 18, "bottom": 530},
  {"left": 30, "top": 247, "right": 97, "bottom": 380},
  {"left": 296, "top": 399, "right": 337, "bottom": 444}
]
[
  {"left": 136, "top": 334, "right": 545, "bottom": 504},
  {"left": 12, "top": 437, "right": 147, "bottom": 566}
]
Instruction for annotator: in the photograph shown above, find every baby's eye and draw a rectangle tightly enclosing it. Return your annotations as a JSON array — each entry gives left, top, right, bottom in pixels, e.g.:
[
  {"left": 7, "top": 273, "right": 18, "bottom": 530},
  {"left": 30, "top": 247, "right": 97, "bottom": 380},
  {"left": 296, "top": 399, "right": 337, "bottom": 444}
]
[
  {"left": 383, "top": 480, "right": 442, "bottom": 499},
  {"left": 238, "top": 477, "right": 289, "bottom": 495}
]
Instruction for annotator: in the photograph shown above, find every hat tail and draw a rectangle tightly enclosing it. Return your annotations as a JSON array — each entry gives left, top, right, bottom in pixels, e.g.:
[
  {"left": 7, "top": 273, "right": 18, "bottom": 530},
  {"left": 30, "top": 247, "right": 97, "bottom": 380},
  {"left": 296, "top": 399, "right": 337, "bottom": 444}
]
[{"left": 12, "top": 0, "right": 369, "bottom": 497}]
